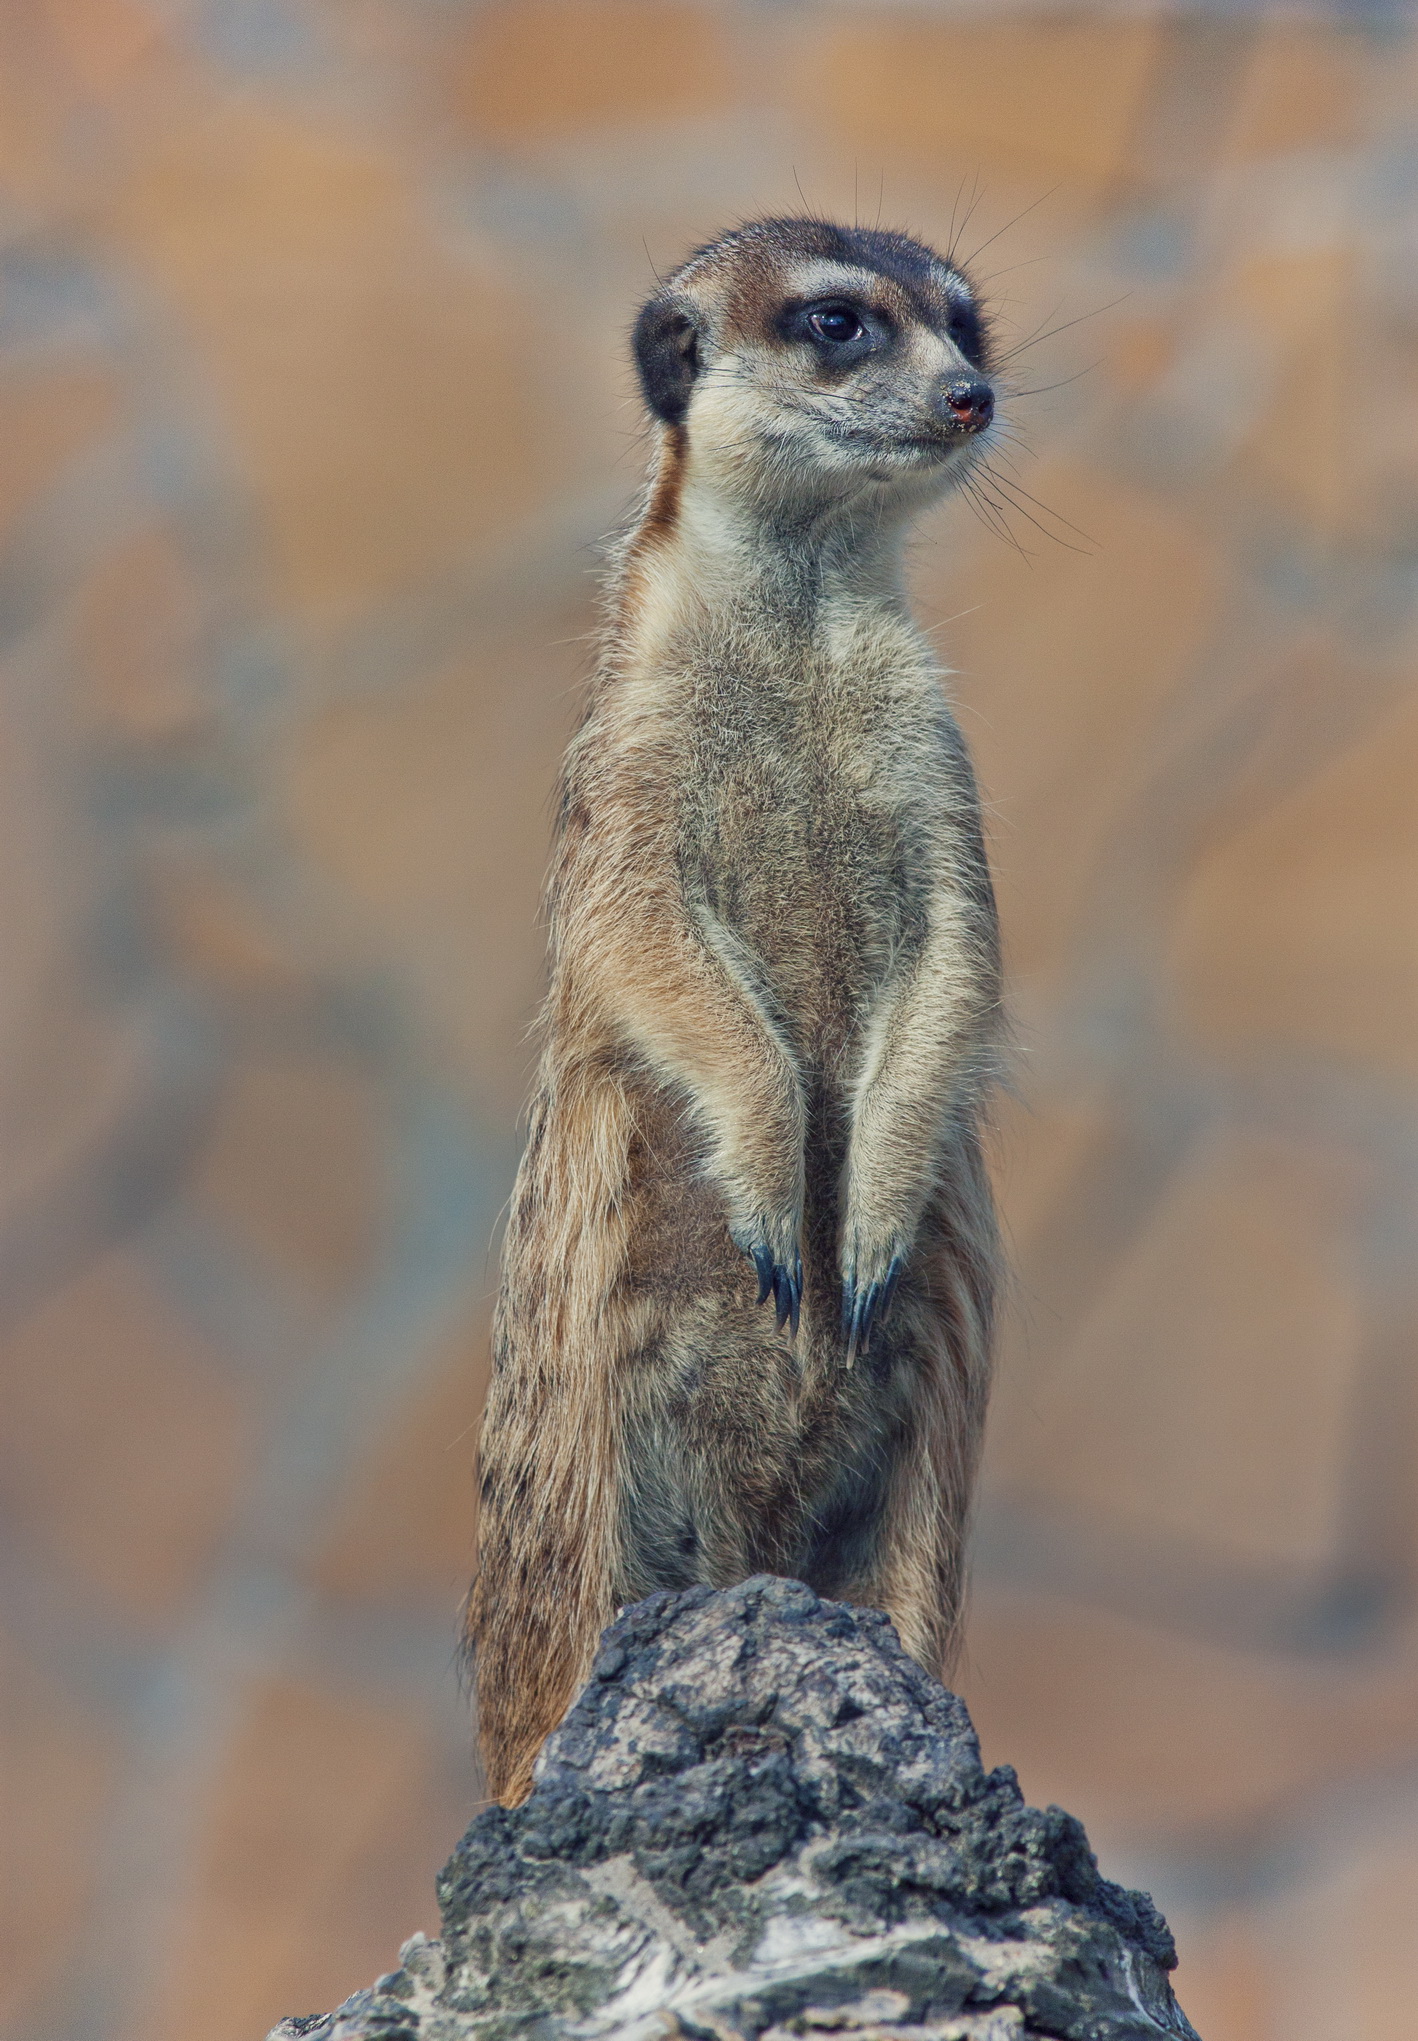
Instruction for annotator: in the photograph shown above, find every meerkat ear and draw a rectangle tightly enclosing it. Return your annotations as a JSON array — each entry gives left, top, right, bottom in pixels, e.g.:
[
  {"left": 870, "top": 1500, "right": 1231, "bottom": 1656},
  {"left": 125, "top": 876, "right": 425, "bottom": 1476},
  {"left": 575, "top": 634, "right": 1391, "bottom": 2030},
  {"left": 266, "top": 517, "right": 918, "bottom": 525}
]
[{"left": 633, "top": 295, "right": 703, "bottom": 427}]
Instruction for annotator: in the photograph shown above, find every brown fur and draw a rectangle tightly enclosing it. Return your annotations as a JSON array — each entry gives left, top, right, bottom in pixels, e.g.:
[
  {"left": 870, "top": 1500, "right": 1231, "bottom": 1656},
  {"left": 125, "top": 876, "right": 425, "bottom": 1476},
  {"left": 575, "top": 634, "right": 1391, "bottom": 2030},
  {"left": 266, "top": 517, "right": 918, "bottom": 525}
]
[{"left": 467, "top": 219, "right": 1004, "bottom": 1806}]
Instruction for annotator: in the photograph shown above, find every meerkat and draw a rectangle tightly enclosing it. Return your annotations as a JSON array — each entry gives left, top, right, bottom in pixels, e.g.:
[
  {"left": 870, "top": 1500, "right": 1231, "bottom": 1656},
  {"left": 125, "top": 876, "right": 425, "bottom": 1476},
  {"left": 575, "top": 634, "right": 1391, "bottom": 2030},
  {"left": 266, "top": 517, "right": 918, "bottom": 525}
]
[{"left": 467, "top": 216, "right": 1004, "bottom": 1806}]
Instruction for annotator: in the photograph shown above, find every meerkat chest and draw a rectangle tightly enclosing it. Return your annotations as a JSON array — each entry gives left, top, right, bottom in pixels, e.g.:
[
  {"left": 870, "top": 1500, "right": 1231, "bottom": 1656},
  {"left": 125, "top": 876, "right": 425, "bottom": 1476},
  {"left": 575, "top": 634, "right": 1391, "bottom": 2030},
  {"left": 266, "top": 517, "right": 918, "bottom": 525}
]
[
  {"left": 676, "top": 639, "right": 954, "bottom": 1011},
  {"left": 681, "top": 621, "right": 949, "bottom": 835}
]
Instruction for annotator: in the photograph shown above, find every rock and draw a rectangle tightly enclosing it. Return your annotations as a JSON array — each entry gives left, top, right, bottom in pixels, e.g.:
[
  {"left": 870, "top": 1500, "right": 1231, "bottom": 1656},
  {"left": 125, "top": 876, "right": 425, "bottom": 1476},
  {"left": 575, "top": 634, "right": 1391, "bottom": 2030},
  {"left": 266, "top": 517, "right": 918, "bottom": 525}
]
[{"left": 268, "top": 1577, "right": 1201, "bottom": 2041}]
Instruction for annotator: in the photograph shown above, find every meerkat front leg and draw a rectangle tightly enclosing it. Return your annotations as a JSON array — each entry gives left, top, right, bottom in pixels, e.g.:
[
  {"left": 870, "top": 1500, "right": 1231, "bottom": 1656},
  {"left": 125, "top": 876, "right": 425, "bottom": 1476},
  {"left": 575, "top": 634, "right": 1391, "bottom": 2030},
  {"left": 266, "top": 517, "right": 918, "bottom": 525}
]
[
  {"left": 841, "top": 888, "right": 995, "bottom": 1360},
  {"left": 575, "top": 833, "right": 807, "bottom": 1329}
]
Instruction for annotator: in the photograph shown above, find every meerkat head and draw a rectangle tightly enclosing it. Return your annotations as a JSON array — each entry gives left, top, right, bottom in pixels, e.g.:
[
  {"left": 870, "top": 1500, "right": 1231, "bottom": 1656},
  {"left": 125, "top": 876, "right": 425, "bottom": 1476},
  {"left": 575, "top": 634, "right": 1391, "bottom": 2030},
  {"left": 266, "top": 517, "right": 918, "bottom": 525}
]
[{"left": 633, "top": 217, "right": 994, "bottom": 525}]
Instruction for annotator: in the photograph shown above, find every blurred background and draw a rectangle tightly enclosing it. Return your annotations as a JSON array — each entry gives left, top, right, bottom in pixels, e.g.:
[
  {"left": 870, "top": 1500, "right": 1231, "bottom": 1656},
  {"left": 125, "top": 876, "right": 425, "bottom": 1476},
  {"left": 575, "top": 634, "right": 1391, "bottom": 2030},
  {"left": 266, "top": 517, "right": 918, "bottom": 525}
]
[{"left": 2, "top": 1, "right": 1416, "bottom": 2035}]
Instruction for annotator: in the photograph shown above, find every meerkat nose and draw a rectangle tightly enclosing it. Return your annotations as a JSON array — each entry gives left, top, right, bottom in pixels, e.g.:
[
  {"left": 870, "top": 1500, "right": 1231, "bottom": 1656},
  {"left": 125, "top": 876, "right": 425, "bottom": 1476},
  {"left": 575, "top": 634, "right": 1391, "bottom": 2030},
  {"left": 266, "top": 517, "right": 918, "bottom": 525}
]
[{"left": 938, "top": 378, "right": 995, "bottom": 433}]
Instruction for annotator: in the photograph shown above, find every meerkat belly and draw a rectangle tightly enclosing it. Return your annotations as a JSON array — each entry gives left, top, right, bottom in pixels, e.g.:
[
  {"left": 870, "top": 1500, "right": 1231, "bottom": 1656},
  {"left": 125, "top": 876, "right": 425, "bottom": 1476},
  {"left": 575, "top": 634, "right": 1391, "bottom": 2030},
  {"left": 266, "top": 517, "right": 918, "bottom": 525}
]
[{"left": 684, "top": 716, "right": 930, "bottom": 1061}]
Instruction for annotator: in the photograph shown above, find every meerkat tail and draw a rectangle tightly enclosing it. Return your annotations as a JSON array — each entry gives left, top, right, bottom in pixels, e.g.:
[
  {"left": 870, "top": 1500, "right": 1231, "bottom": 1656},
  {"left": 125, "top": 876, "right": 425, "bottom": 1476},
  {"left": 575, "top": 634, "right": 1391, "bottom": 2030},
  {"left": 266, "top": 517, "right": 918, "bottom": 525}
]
[{"left": 466, "top": 1063, "right": 638, "bottom": 1804}]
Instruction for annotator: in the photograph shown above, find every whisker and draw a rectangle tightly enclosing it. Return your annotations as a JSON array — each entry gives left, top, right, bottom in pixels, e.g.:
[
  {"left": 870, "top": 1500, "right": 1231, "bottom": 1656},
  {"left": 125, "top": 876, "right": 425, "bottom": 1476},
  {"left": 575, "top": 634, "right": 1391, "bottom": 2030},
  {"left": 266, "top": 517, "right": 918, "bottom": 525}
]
[
  {"left": 991, "top": 296, "right": 1064, "bottom": 354},
  {"left": 959, "top": 474, "right": 1031, "bottom": 559},
  {"left": 987, "top": 426, "right": 1042, "bottom": 463},
  {"left": 984, "top": 416, "right": 1047, "bottom": 458},
  {"left": 988, "top": 415, "right": 1040, "bottom": 447},
  {"left": 959, "top": 185, "right": 1060, "bottom": 270},
  {"left": 978, "top": 465, "right": 1094, "bottom": 552},
  {"left": 975, "top": 489, "right": 1041, "bottom": 563},
  {"left": 946, "top": 173, "right": 986, "bottom": 269},
  {"left": 999, "top": 362, "right": 1100, "bottom": 400},
  {"left": 918, "top": 603, "right": 985, "bottom": 641},
  {"left": 982, "top": 461, "right": 1095, "bottom": 551},
  {"left": 975, "top": 253, "right": 1052, "bottom": 285},
  {"left": 946, "top": 171, "right": 972, "bottom": 259},
  {"left": 994, "top": 296, "right": 1130, "bottom": 365}
]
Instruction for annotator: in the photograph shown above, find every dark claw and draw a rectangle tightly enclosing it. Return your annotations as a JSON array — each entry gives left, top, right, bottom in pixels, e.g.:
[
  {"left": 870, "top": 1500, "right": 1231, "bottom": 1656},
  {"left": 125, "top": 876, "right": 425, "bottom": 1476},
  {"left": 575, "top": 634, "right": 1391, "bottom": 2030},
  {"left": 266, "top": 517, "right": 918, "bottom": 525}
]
[
  {"left": 772, "top": 1259, "right": 803, "bottom": 1338},
  {"left": 843, "top": 1252, "right": 907, "bottom": 1363},
  {"left": 744, "top": 1238, "right": 802, "bottom": 1339},
  {"left": 862, "top": 1284, "right": 880, "bottom": 1358},
  {"left": 880, "top": 1251, "right": 905, "bottom": 1317}
]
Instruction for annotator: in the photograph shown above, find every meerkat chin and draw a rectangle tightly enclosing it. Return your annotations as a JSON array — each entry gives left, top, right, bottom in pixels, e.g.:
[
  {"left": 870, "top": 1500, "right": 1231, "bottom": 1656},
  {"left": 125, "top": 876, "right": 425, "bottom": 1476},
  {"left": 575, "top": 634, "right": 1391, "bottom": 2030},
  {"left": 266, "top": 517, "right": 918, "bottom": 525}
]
[{"left": 467, "top": 218, "right": 1003, "bottom": 1807}]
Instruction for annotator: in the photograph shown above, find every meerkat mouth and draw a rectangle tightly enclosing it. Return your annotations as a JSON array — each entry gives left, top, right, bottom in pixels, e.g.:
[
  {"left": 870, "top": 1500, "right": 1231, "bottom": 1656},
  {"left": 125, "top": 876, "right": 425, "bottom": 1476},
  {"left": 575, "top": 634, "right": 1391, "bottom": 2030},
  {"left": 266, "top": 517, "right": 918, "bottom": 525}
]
[
  {"left": 898, "top": 432, "right": 981, "bottom": 459},
  {"left": 820, "top": 421, "right": 981, "bottom": 466}
]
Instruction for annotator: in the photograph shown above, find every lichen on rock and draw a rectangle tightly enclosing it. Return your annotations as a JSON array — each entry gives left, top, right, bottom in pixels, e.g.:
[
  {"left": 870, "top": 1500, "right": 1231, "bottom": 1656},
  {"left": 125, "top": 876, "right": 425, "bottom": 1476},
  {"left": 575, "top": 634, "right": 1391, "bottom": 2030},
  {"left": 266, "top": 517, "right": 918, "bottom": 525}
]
[{"left": 269, "top": 1577, "right": 1201, "bottom": 2041}]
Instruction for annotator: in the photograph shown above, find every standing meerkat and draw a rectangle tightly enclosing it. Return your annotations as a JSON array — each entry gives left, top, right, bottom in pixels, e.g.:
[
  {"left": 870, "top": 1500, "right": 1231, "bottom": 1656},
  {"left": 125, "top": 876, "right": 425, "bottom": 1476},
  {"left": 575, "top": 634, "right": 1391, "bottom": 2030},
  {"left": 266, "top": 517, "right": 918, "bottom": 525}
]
[{"left": 468, "top": 217, "right": 1004, "bottom": 1806}]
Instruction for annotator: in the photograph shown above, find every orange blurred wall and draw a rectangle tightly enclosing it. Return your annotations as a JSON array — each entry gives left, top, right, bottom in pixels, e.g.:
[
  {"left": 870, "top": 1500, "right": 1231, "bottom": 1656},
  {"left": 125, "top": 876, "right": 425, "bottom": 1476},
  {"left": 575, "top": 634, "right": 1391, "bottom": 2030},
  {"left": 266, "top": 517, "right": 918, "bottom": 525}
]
[{"left": 1, "top": 5, "right": 1415, "bottom": 2037}]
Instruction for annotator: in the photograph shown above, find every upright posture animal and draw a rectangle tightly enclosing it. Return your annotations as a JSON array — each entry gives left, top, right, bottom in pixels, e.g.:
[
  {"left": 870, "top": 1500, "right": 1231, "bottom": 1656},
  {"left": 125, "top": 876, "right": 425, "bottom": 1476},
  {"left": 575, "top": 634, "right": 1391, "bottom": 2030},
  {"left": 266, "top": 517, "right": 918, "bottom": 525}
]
[{"left": 468, "top": 218, "right": 1004, "bottom": 1805}]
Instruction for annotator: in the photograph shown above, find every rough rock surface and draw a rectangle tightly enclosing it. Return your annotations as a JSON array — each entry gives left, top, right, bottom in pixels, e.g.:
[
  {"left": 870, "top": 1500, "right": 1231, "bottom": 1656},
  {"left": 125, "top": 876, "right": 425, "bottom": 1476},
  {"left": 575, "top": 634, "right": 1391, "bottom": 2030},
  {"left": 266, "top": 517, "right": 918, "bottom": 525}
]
[{"left": 268, "top": 1578, "right": 1201, "bottom": 2041}]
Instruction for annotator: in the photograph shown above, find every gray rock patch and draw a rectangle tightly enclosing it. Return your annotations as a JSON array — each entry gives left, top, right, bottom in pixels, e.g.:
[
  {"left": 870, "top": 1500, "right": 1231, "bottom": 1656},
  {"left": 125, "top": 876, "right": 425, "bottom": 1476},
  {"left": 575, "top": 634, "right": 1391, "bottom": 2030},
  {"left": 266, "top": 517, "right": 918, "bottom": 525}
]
[{"left": 268, "top": 1578, "right": 1201, "bottom": 2041}]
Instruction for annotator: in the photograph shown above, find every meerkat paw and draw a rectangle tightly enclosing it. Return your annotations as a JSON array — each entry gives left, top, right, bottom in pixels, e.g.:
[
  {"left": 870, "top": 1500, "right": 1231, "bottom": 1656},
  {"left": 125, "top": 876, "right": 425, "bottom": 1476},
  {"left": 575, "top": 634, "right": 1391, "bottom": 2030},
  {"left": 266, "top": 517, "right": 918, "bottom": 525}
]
[
  {"left": 839, "top": 1232, "right": 908, "bottom": 1364},
  {"left": 731, "top": 1214, "right": 803, "bottom": 1337}
]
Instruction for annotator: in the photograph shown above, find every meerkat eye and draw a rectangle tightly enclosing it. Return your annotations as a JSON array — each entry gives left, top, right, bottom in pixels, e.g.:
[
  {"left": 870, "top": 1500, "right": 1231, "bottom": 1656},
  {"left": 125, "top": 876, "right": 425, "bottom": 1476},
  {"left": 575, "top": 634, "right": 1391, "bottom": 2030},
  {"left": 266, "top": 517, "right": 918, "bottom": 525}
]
[{"left": 808, "top": 304, "right": 865, "bottom": 345}]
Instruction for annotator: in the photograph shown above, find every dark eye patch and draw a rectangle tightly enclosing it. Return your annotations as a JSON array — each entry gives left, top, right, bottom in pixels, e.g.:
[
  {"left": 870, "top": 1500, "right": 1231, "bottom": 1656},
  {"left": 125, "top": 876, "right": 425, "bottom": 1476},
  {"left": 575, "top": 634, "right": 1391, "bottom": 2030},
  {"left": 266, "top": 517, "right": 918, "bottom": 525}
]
[
  {"left": 944, "top": 290, "right": 987, "bottom": 368},
  {"left": 780, "top": 297, "right": 891, "bottom": 363}
]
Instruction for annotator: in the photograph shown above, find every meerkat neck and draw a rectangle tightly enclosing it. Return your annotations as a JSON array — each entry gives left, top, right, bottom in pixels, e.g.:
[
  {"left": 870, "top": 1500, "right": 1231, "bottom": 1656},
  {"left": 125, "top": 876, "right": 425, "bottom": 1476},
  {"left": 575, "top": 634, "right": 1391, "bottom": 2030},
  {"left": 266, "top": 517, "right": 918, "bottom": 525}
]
[{"left": 623, "top": 430, "right": 915, "bottom": 648}]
